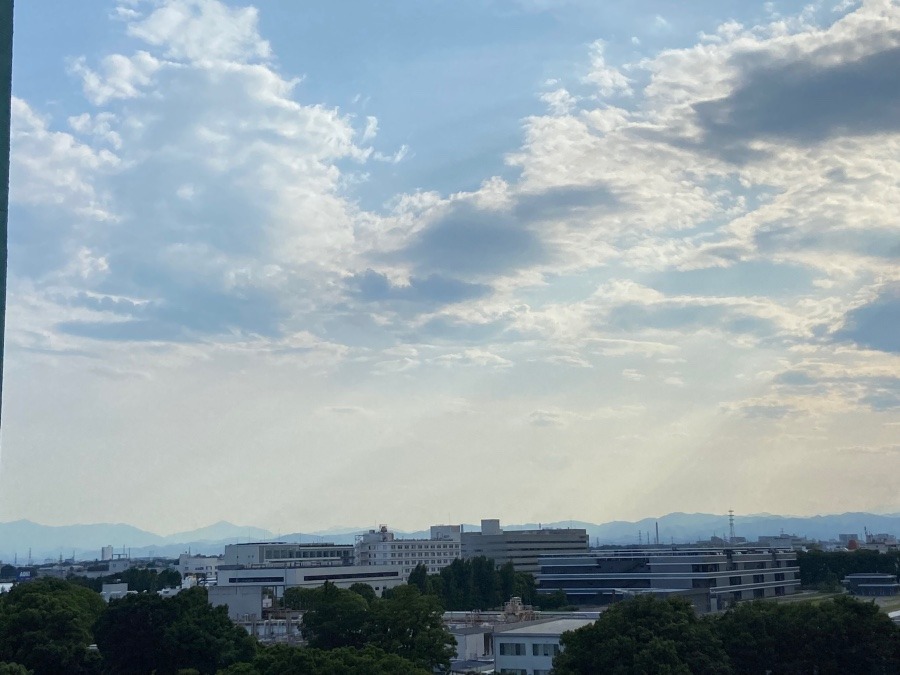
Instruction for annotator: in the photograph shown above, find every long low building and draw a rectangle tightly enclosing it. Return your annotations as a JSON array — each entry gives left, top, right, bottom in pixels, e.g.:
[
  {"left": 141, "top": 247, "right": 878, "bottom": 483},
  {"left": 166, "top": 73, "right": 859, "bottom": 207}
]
[
  {"left": 209, "top": 564, "right": 403, "bottom": 620},
  {"left": 537, "top": 547, "right": 800, "bottom": 613}
]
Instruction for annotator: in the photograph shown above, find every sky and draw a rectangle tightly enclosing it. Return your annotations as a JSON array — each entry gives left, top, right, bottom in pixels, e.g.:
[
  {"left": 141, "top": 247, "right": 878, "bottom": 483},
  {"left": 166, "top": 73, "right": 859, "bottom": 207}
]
[{"left": 2, "top": 0, "right": 899, "bottom": 535}]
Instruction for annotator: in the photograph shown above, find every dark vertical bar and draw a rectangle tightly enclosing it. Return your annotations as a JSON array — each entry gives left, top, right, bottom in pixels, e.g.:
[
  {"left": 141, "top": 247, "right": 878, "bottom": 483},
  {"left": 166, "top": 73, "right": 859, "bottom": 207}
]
[{"left": 0, "top": 1, "right": 11, "bottom": 429}]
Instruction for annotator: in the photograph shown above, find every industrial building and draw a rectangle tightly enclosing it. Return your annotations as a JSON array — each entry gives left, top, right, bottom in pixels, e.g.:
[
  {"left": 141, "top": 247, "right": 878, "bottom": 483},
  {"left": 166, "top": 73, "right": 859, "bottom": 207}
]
[
  {"left": 843, "top": 573, "right": 900, "bottom": 597},
  {"left": 537, "top": 547, "right": 800, "bottom": 613},
  {"left": 222, "top": 542, "right": 354, "bottom": 567},
  {"left": 461, "top": 519, "right": 589, "bottom": 574},
  {"left": 209, "top": 564, "right": 403, "bottom": 620},
  {"left": 355, "top": 524, "right": 461, "bottom": 580}
]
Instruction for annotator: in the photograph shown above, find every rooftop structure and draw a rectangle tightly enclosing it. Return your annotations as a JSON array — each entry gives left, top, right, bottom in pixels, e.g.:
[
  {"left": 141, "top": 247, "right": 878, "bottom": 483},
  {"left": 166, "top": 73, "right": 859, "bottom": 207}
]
[{"left": 222, "top": 542, "right": 353, "bottom": 567}]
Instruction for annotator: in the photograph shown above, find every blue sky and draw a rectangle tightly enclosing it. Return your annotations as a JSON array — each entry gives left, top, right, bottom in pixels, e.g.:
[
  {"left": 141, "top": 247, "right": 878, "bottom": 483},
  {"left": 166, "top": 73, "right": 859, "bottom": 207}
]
[{"left": 2, "top": 0, "right": 899, "bottom": 534}]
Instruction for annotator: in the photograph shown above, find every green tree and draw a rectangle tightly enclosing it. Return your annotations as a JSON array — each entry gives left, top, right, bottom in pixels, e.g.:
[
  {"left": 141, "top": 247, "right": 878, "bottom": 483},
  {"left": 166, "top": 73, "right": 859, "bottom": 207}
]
[
  {"left": 219, "top": 644, "right": 431, "bottom": 675},
  {"left": 364, "top": 584, "right": 455, "bottom": 673},
  {"left": 297, "top": 582, "right": 370, "bottom": 650},
  {"left": 407, "top": 564, "right": 430, "bottom": 594},
  {"left": 93, "top": 592, "right": 172, "bottom": 673},
  {"left": 281, "top": 586, "right": 315, "bottom": 611},
  {"left": 347, "top": 582, "right": 377, "bottom": 605},
  {"left": 797, "top": 550, "right": 900, "bottom": 588},
  {"left": 0, "top": 664, "right": 32, "bottom": 675},
  {"left": 715, "top": 595, "right": 900, "bottom": 674},
  {"left": 553, "top": 595, "right": 732, "bottom": 675},
  {"left": 93, "top": 587, "right": 255, "bottom": 674},
  {"left": 0, "top": 578, "right": 105, "bottom": 675}
]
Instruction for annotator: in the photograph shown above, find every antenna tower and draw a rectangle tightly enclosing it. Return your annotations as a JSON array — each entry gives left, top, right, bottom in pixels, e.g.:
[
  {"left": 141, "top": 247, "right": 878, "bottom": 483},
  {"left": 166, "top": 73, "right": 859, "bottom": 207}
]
[{"left": 728, "top": 510, "right": 735, "bottom": 542}]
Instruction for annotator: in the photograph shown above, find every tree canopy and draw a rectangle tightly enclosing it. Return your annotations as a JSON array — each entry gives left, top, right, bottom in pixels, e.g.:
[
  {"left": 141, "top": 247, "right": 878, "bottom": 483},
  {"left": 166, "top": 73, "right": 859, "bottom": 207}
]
[
  {"left": 714, "top": 595, "right": 900, "bottom": 674},
  {"left": 0, "top": 577, "right": 105, "bottom": 675},
  {"left": 407, "top": 557, "right": 568, "bottom": 611},
  {"left": 218, "top": 644, "right": 432, "bottom": 675},
  {"left": 797, "top": 549, "right": 900, "bottom": 589},
  {"left": 93, "top": 586, "right": 256, "bottom": 674},
  {"left": 285, "top": 582, "right": 454, "bottom": 672},
  {"left": 554, "top": 594, "right": 900, "bottom": 675},
  {"left": 553, "top": 595, "right": 732, "bottom": 675}
]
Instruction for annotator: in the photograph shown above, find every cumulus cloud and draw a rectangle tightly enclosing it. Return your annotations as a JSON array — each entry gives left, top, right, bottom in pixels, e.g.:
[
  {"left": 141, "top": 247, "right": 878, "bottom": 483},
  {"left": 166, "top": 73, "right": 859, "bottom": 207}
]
[{"left": 7, "top": 0, "right": 900, "bottom": 529}]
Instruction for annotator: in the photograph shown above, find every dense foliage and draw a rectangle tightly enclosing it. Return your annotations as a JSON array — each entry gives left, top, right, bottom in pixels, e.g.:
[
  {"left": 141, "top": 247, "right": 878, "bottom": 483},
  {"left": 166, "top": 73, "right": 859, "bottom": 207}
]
[
  {"left": 554, "top": 595, "right": 900, "bottom": 675},
  {"left": 218, "top": 644, "right": 431, "bottom": 675},
  {"left": 407, "top": 557, "right": 570, "bottom": 611},
  {"left": 716, "top": 595, "right": 900, "bottom": 674},
  {"left": 554, "top": 595, "right": 731, "bottom": 675},
  {"left": 0, "top": 578, "right": 105, "bottom": 675},
  {"left": 798, "top": 549, "right": 900, "bottom": 589},
  {"left": 4, "top": 574, "right": 900, "bottom": 675},
  {"left": 283, "top": 581, "right": 455, "bottom": 672},
  {"left": 93, "top": 586, "right": 256, "bottom": 674}
]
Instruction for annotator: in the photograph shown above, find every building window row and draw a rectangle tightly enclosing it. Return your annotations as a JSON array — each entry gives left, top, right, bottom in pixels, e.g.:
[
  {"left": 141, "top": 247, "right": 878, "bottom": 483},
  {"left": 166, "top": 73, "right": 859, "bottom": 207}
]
[
  {"left": 533, "top": 643, "right": 561, "bottom": 657},
  {"left": 498, "top": 642, "right": 527, "bottom": 656}
]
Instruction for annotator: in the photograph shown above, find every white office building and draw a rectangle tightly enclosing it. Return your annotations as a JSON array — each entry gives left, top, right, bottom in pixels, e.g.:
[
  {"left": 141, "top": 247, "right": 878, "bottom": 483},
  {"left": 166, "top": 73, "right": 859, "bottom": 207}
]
[
  {"left": 177, "top": 553, "right": 222, "bottom": 581},
  {"left": 355, "top": 524, "right": 461, "bottom": 580},
  {"left": 493, "top": 618, "right": 594, "bottom": 675},
  {"left": 209, "top": 564, "right": 403, "bottom": 620}
]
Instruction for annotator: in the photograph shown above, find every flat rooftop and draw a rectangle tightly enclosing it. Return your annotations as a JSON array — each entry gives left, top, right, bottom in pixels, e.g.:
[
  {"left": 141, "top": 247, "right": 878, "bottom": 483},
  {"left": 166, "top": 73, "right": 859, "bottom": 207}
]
[{"left": 495, "top": 618, "right": 594, "bottom": 636}]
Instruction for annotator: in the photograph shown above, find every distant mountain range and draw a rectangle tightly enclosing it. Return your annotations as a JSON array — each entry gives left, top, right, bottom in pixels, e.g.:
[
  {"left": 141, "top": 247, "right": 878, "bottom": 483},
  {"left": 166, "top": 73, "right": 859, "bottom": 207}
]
[{"left": 2, "top": 512, "right": 898, "bottom": 563}]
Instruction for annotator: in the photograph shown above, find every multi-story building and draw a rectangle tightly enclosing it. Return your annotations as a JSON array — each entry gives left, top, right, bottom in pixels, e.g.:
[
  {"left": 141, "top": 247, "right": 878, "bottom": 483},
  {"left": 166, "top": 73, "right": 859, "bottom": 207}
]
[
  {"left": 493, "top": 618, "right": 595, "bottom": 675},
  {"left": 537, "top": 547, "right": 800, "bottom": 613},
  {"left": 355, "top": 524, "right": 461, "bottom": 580},
  {"left": 177, "top": 553, "right": 222, "bottom": 581},
  {"left": 209, "top": 564, "right": 403, "bottom": 620},
  {"left": 461, "top": 519, "right": 589, "bottom": 575},
  {"left": 222, "top": 542, "right": 354, "bottom": 567}
]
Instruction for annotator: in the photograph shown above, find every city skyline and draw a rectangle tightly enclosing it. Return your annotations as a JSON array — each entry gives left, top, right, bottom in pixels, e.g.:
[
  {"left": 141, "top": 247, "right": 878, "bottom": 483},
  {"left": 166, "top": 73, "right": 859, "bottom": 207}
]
[{"left": 2, "top": 0, "right": 898, "bottom": 534}]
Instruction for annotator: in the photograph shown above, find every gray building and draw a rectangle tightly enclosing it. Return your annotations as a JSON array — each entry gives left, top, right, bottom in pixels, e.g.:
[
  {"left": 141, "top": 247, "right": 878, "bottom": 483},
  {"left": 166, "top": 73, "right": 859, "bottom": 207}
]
[
  {"left": 222, "top": 542, "right": 353, "bottom": 567},
  {"left": 843, "top": 573, "right": 900, "bottom": 597},
  {"left": 461, "top": 519, "right": 589, "bottom": 575},
  {"left": 210, "top": 564, "right": 403, "bottom": 620},
  {"left": 538, "top": 547, "right": 800, "bottom": 613}
]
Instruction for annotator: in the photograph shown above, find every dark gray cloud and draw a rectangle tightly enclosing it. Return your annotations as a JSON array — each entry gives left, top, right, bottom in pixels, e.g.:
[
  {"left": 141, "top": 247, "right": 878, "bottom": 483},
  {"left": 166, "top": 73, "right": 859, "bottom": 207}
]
[
  {"left": 834, "top": 286, "right": 900, "bottom": 353},
  {"left": 403, "top": 201, "right": 545, "bottom": 277},
  {"left": 399, "top": 184, "right": 618, "bottom": 279},
  {"left": 693, "top": 42, "right": 900, "bottom": 160},
  {"left": 350, "top": 269, "right": 490, "bottom": 306}
]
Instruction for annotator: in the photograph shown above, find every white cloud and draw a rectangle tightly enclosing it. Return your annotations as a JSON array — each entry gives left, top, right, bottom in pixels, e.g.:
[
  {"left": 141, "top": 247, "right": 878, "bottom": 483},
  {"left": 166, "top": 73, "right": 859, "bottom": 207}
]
[
  {"left": 125, "top": 0, "right": 271, "bottom": 62},
  {"left": 69, "top": 51, "right": 160, "bottom": 105},
  {"left": 583, "top": 40, "right": 632, "bottom": 97}
]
